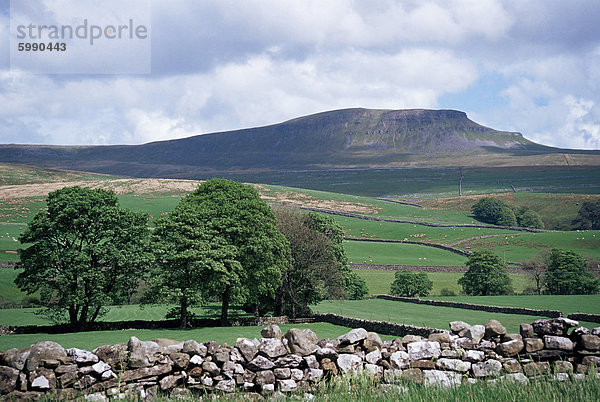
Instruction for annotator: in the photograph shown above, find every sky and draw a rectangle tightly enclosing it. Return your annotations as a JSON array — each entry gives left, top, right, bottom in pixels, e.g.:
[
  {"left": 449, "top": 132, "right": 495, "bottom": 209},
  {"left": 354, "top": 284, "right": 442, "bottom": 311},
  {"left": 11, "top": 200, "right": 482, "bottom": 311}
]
[{"left": 1, "top": 0, "right": 599, "bottom": 149}]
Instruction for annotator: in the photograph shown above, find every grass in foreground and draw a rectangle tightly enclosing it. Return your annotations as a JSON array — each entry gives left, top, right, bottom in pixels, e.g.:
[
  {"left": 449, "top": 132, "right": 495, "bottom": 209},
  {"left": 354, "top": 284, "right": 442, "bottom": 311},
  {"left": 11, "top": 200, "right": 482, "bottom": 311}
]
[
  {"left": 0, "top": 322, "right": 394, "bottom": 351},
  {"left": 281, "top": 372, "right": 599, "bottom": 402}
]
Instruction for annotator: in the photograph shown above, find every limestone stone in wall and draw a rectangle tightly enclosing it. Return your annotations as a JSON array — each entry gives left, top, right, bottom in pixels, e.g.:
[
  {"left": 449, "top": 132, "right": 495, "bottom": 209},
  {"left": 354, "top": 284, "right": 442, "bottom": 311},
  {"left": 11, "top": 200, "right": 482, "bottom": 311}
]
[{"left": 1, "top": 318, "right": 599, "bottom": 399}]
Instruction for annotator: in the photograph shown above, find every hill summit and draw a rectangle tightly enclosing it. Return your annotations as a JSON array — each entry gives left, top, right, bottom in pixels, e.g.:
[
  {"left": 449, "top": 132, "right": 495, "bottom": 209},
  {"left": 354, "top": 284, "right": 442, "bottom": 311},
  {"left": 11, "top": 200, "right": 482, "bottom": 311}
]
[{"left": 0, "top": 108, "right": 594, "bottom": 177}]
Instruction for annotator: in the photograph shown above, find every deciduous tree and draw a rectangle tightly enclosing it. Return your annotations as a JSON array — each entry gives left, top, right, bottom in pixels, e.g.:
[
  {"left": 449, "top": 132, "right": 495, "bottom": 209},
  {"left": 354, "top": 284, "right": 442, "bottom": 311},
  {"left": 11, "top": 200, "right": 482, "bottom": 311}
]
[
  {"left": 544, "top": 249, "right": 599, "bottom": 295},
  {"left": 16, "top": 186, "right": 152, "bottom": 327},
  {"left": 181, "top": 179, "right": 290, "bottom": 325},
  {"left": 390, "top": 271, "right": 433, "bottom": 297},
  {"left": 458, "top": 250, "right": 512, "bottom": 296},
  {"left": 144, "top": 203, "right": 239, "bottom": 328},
  {"left": 273, "top": 209, "right": 366, "bottom": 317},
  {"left": 573, "top": 200, "right": 600, "bottom": 230}
]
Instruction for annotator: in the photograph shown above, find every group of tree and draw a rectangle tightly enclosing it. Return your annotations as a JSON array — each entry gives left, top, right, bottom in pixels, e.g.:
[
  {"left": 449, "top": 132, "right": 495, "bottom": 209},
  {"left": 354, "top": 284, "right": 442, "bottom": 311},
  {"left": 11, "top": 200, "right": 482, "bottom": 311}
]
[
  {"left": 471, "top": 197, "right": 544, "bottom": 229},
  {"left": 458, "top": 248, "right": 599, "bottom": 296},
  {"left": 386, "top": 247, "right": 598, "bottom": 298},
  {"left": 523, "top": 249, "right": 600, "bottom": 295},
  {"left": 16, "top": 180, "right": 367, "bottom": 328},
  {"left": 572, "top": 200, "right": 600, "bottom": 230}
]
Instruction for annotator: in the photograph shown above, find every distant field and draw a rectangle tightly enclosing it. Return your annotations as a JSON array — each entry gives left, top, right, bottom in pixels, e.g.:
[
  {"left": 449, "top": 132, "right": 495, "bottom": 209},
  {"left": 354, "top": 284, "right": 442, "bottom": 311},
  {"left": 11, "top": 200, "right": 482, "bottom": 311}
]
[
  {"left": 354, "top": 269, "right": 530, "bottom": 296},
  {"left": 0, "top": 163, "right": 116, "bottom": 186},
  {"left": 0, "top": 322, "right": 367, "bottom": 351},
  {"left": 0, "top": 225, "right": 23, "bottom": 262},
  {"left": 345, "top": 241, "right": 467, "bottom": 266},
  {"left": 422, "top": 192, "right": 600, "bottom": 230},
  {"left": 333, "top": 215, "right": 515, "bottom": 242},
  {"left": 265, "top": 185, "right": 475, "bottom": 223},
  {"left": 313, "top": 298, "right": 598, "bottom": 333},
  {"left": 459, "top": 230, "right": 600, "bottom": 262},
  {"left": 211, "top": 166, "right": 600, "bottom": 197},
  {"left": 0, "top": 268, "right": 28, "bottom": 305},
  {"left": 427, "top": 295, "right": 600, "bottom": 315}
]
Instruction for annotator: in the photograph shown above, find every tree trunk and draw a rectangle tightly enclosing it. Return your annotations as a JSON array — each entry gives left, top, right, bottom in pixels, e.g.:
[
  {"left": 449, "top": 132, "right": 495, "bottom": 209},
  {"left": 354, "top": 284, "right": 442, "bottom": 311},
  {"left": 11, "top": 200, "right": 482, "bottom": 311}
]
[
  {"left": 79, "top": 304, "right": 89, "bottom": 326},
  {"left": 220, "top": 286, "right": 231, "bottom": 326},
  {"left": 90, "top": 306, "right": 102, "bottom": 323},
  {"left": 274, "top": 286, "right": 284, "bottom": 316},
  {"left": 180, "top": 297, "right": 188, "bottom": 329},
  {"left": 68, "top": 305, "right": 78, "bottom": 325}
]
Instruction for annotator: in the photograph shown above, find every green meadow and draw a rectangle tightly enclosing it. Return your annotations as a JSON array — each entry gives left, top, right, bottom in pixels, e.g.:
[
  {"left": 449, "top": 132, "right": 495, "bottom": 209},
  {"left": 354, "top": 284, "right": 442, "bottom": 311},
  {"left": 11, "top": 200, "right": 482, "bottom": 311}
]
[
  {"left": 354, "top": 269, "right": 530, "bottom": 296},
  {"left": 313, "top": 298, "right": 599, "bottom": 333}
]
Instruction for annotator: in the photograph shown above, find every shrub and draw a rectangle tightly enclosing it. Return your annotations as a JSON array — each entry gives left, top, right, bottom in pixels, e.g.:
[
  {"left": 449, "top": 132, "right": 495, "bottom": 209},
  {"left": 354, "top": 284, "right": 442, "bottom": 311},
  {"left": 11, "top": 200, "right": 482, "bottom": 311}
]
[{"left": 439, "top": 287, "right": 456, "bottom": 296}]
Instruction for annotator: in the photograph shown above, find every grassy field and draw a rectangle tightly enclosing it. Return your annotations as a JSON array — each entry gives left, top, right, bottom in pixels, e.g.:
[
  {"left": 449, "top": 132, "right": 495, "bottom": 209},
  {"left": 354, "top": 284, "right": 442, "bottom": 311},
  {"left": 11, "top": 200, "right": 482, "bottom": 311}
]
[
  {"left": 220, "top": 373, "right": 600, "bottom": 402},
  {"left": 345, "top": 241, "right": 468, "bottom": 266},
  {"left": 208, "top": 166, "right": 600, "bottom": 197},
  {"left": 313, "top": 298, "right": 598, "bottom": 333},
  {"left": 428, "top": 294, "right": 600, "bottom": 315},
  {"left": 354, "top": 269, "right": 530, "bottom": 296},
  {"left": 0, "top": 163, "right": 116, "bottom": 186},
  {"left": 0, "top": 268, "right": 28, "bottom": 306},
  {"left": 332, "top": 215, "right": 515, "bottom": 242},
  {"left": 422, "top": 192, "right": 600, "bottom": 230},
  {"left": 459, "top": 230, "right": 600, "bottom": 262},
  {"left": 0, "top": 303, "right": 254, "bottom": 327},
  {"left": 0, "top": 322, "right": 372, "bottom": 351}
]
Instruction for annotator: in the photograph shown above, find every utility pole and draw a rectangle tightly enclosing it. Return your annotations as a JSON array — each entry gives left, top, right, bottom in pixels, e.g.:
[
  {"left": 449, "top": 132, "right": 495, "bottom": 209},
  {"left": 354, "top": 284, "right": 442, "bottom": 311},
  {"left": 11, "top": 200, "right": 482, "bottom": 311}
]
[{"left": 459, "top": 167, "right": 464, "bottom": 196}]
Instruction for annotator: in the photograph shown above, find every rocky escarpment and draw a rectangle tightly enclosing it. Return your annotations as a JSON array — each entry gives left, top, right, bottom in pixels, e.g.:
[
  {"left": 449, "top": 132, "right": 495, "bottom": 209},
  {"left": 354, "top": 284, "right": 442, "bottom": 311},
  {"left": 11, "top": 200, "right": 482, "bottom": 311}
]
[
  {"left": 0, "top": 108, "right": 549, "bottom": 177},
  {"left": 0, "top": 317, "right": 599, "bottom": 400}
]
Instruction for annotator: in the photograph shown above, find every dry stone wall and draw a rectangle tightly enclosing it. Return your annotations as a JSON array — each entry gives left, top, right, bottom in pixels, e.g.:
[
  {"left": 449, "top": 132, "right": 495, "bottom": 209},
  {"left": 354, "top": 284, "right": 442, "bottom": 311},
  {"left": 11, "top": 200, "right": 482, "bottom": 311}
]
[
  {"left": 0, "top": 317, "right": 599, "bottom": 400},
  {"left": 567, "top": 313, "right": 600, "bottom": 324}
]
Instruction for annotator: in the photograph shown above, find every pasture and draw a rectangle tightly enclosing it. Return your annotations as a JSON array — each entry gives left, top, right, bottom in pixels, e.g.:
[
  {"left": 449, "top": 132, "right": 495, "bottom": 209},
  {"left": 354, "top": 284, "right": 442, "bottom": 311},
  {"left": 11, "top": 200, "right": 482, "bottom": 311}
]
[
  {"left": 206, "top": 165, "right": 600, "bottom": 197},
  {"left": 354, "top": 269, "right": 530, "bottom": 296},
  {"left": 0, "top": 303, "right": 253, "bottom": 327},
  {"left": 345, "top": 241, "right": 467, "bottom": 266},
  {"left": 427, "top": 294, "right": 600, "bottom": 315},
  {"left": 313, "top": 298, "right": 599, "bottom": 333}
]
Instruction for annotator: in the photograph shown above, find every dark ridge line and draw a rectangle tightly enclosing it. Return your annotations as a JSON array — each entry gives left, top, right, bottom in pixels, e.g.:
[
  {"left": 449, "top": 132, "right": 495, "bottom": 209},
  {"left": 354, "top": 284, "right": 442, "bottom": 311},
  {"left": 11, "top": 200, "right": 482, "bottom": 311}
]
[{"left": 296, "top": 205, "right": 546, "bottom": 232}]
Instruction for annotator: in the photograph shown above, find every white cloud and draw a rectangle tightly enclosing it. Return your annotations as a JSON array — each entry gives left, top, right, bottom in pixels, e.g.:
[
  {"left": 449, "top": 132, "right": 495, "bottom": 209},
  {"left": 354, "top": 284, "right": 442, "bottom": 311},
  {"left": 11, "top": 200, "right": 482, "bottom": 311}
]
[
  {"left": 0, "top": 0, "right": 598, "bottom": 151},
  {"left": 0, "top": 47, "right": 477, "bottom": 144}
]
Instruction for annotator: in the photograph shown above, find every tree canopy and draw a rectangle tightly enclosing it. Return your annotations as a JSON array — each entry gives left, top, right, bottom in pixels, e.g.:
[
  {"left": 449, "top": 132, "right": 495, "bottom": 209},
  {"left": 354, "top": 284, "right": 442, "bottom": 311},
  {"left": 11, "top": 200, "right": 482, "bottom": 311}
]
[
  {"left": 177, "top": 179, "right": 290, "bottom": 324},
  {"left": 471, "top": 197, "right": 543, "bottom": 229},
  {"left": 573, "top": 200, "right": 600, "bottom": 230},
  {"left": 390, "top": 271, "right": 433, "bottom": 297},
  {"left": 302, "top": 212, "right": 368, "bottom": 301},
  {"left": 273, "top": 209, "right": 367, "bottom": 318},
  {"left": 544, "top": 249, "right": 599, "bottom": 295},
  {"left": 144, "top": 202, "right": 240, "bottom": 328},
  {"left": 16, "top": 186, "right": 152, "bottom": 326},
  {"left": 458, "top": 250, "right": 513, "bottom": 296}
]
